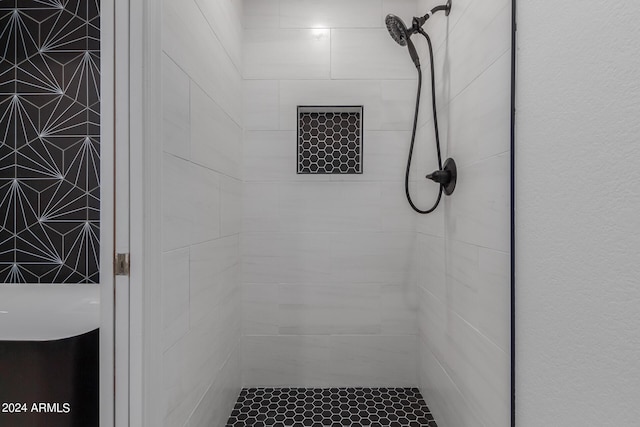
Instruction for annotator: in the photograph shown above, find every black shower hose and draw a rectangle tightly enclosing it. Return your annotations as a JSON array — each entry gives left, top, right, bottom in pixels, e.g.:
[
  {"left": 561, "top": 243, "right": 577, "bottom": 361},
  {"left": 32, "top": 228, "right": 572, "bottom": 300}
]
[{"left": 405, "top": 29, "right": 443, "bottom": 214}]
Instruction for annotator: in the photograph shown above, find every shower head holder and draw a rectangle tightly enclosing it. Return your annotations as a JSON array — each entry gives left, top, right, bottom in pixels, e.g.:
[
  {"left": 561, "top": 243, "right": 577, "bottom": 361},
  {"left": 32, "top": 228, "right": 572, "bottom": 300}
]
[{"left": 412, "top": 0, "right": 452, "bottom": 30}]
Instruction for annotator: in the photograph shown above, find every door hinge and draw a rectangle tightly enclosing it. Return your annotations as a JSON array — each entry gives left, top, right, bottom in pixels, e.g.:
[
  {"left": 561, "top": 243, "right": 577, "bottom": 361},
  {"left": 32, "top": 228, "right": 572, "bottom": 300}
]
[{"left": 115, "top": 253, "right": 130, "bottom": 276}]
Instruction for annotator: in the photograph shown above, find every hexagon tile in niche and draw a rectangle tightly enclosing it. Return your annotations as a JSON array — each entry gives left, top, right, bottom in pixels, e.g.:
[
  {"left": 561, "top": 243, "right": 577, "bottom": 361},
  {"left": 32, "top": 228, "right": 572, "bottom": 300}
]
[
  {"left": 297, "top": 106, "right": 363, "bottom": 174},
  {"left": 226, "top": 388, "right": 438, "bottom": 427}
]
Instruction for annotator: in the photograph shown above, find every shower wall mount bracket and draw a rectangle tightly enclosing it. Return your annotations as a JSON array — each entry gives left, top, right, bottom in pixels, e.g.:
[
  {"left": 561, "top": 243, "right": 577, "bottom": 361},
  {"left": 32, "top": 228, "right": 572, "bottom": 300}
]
[{"left": 446, "top": 0, "right": 452, "bottom": 16}]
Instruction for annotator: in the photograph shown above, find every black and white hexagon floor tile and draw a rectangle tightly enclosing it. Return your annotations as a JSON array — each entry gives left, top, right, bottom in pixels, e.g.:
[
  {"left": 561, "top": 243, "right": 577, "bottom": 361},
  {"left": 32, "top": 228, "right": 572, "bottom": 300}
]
[{"left": 226, "top": 388, "right": 438, "bottom": 427}]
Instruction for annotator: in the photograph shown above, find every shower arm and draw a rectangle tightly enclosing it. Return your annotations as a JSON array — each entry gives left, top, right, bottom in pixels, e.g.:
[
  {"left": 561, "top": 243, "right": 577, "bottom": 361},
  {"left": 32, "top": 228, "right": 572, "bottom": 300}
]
[{"left": 410, "top": 0, "right": 452, "bottom": 34}]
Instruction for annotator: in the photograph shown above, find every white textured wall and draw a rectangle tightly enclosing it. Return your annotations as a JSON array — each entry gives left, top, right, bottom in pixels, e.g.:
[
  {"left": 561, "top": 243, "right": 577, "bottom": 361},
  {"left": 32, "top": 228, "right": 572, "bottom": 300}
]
[
  {"left": 414, "top": 0, "right": 511, "bottom": 426},
  {"left": 517, "top": 1, "right": 640, "bottom": 426},
  {"left": 241, "top": 0, "right": 421, "bottom": 388},
  {"left": 160, "top": 0, "right": 243, "bottom": 425}
]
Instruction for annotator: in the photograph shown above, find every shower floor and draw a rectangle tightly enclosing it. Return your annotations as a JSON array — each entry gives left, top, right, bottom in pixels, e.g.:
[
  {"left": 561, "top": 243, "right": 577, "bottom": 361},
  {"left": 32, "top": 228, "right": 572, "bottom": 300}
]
[{"left": 225, "top": 387, "right": 438, "bottom": 427}]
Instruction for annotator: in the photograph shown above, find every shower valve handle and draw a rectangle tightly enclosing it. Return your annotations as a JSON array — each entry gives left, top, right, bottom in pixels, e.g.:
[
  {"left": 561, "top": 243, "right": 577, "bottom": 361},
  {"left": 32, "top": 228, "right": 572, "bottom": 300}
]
[
  {"left": 426, "top": 158, "right": 457, "bottom": 196},
  {"left": 426, "top": 169, "right": 451, "bottom": 185}
]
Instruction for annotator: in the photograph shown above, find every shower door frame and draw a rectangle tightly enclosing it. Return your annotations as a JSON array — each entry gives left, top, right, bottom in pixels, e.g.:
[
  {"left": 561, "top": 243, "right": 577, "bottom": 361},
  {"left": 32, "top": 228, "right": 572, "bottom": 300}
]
[
  {"left": 99, "top": 0, "right": 145, "bottom": 424},
  {"left": 102, "top": 0, "right": 132, "bottom": 425},
  {"left": 510, "top": 0, "right": 517, "bottom": 426},
  {"left": 126, "top": 0, "right": 164, "bottom": 425}
]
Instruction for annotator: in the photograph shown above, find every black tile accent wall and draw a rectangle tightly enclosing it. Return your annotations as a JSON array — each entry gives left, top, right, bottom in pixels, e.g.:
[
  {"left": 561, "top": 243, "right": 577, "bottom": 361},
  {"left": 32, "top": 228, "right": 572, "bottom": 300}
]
[
  {"left": 0, "top": 0, "right": 100, "bottom": 283},
  {"left": 227, "top": 387, "right": 438, "bottom": 427},
  {"left": 297, "top": 106, "right": 363, "bottom": 174}
]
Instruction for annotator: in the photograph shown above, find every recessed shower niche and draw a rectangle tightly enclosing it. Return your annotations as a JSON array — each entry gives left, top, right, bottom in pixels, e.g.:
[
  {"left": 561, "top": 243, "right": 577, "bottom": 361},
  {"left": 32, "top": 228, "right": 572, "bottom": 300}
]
[{"left": 297, "top": 106, "right": 363, "bottom": 174}]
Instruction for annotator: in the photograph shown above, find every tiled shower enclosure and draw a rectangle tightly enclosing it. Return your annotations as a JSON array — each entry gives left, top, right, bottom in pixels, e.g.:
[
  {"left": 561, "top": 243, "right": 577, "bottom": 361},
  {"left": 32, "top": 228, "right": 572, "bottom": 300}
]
[{"left": 159, "top": 0, "right": 511, "bottom": 426}]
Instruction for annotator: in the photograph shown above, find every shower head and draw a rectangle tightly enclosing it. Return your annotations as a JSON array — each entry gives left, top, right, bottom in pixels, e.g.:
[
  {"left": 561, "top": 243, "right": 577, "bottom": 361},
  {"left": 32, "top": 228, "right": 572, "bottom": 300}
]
[
  {"left": 386, "top": 1, "right": 452, "bottom": 46},
  {"left": 385, "top": 14, "right": 409, "bottom": 47},
  {"left": 385, "top": 14, "right": 420, "bottom": 68}
]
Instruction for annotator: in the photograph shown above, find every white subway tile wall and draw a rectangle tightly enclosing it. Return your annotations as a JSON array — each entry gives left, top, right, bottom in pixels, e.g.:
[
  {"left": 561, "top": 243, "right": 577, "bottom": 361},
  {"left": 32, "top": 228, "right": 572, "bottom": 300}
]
[
  {"left": 159, "top": 0, "right": 511, "bottom": 425},
  {"left": 241, "top": 0, "right": 422, "bottom": 390},
  {"left": 414, "top": 0, "right": 511, "bottom": 426},
  {"left": 161, "top": 0, "right": 243, "bottom": 425}
]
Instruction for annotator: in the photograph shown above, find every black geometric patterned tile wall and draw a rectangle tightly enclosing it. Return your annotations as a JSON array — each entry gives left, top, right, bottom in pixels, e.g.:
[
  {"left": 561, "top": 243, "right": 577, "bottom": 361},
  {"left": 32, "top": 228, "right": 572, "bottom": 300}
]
[
  {"left": 0, "top": 0, "right": 100, "bottom": 283},
  {"left": 227, "top": 388, "right": 438, "bottom": 427},
  {"left": 298, "top": 107, "right": 362, "bottom": 174}
]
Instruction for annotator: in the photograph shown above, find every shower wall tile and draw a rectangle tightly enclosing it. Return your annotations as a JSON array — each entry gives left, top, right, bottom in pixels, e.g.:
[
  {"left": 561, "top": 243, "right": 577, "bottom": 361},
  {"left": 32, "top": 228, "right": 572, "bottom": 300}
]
[
  {"left": 242, "top": 0, "right": 421, "bottom": 391},
  {"left": 241, "top": 282, "right": 416, "bottom": 337},
  {"left": 163, "top": 333, "right": 203, "bottom": 425},
  {"left": 242, "top": 183, "right": 281, "bottom": 232},
  {"left": 242, "top": 0, "right": 279, "bottom": 29},
  {"left": 327, "top": 335, "right": 416, "bottom": 387},
  {"left": 186, "top": 347, "right": 241, "bottom": 427},
  {"left": 353, "top": 130, "right": 411, "bottom": 182},
  {"left": 163, "top": 0, "right": 242, "bottom": 123},
  {"left": 418, "top": 287, "right": 510, "bottom": 427},
  {"left": 162, "top": 154, "right": 194, "bottom": 251},
  {"left": 447, "top": 153, "right": 510, "bottom": 252},
  {"left": 330, "top": 29, "right": 417, "bottom": 80},
  {"left": 416, "top": 234, "right": 446, "bottom": 302},
  {"left": 380, "top": 283, "right": 418, "bottom": 335},
  {"left": 414, "top": 195, "right": 445, "bottom": 237},
  {"left": 241, "top": 335, "right": 417, "bottom": 387},
  {"left": 194, "top": 0, "right": 244, "bottom": 70},
  {"left": 164, "top": 285, "right": 240, "bottom": 427},
  {"left": 162, "top": 248, "right": 190, "bottom": 351},
  {"left": 241, "top": 230, "right": 416, "bottom": 286},
  {"left": 279, "top": 80, "right": 382, "bottom": 130},
  {"left": 242, "top": 335, "right": 332, "bottom": 387},
  {"left": 220, "top": 176, "right": 242, "bottom": 236},
  {"left": 328, "top": 232, "right": 415, "bottom": 284},
  {"left": 279, "top": 0, "right": 382, "bottom": 29},
  {"left": 242, "top": 284, "right": 280, "bottom": 335},
  {"left": 379, "top": 182, "right": 418, "bottom": 232},
  {"left": 417, "top": 0, "right": 511, "bottom": 129},
  {"left": 163, "top": 320, "right": 222, "bottom": 426},
  {"left": 445, "top": 240, "right": 510, "bottom": 353},
  {"left": 278, "top": 182, "right": 382, "bottom": 232},
  {"left": 417, "top": 0, "right": 473, "bottom": 51},
  {"left": 243, "top": 80, "right": 279, "bottom": 130},
  {"left": 433, "top": 0, "right": 511, "bottom": 103},
  {"left": 446, "top": 51, "right": 511, "bottom": 167},
  {"left": 190, "top": 83, "right": 242, "bottom": 179},
  {"left": 244, "top": 29, "right": 331, "bottom": 80},
  {"left": 191, "top": 264, "right": 240, "bottom": 328},
  {"left": 162, "top": 54, "right": 191, "bottom": 160},
  {"left": 380, "top": 80, "right": 420, "bottom": 130},
  {"left": 243, "top": 131, "right": 297, "bottom": 182},
  {"left": 190, "top": 163, "right": 221, "bottom": 245},
  {"left": 413, "top": 0, "right": 512, "bottom": 424},
  {"left": 241, "top": 232, "right": 333, "bottom": 284},
  {"left": 278, "top": 284, "right": 382, "bottom": 335},
  {"left": 161, "top": 0, "right": 243, "bottom": 424},
  {"left": 418, "top": 340, "right": 479, "bottom": 427},
  {"left": 407, "top": 123, "right": 445, "bottom": 185},
  {"left": 190, "top": 236, "right": 240, "bottom": 300}
]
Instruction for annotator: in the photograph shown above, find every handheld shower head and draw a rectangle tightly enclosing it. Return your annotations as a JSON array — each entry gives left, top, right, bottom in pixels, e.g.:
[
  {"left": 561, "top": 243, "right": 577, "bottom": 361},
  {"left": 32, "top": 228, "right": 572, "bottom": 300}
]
[
  {"left": 385, "top": 14, "right": 409, "bottom": 47},
  {"left": 385, "top": 14, "right": 421, "bottom": 68},
  {"left": 386, "top": 1, "right": 452, "bottom": 46}
]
